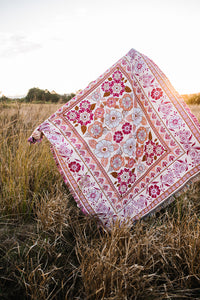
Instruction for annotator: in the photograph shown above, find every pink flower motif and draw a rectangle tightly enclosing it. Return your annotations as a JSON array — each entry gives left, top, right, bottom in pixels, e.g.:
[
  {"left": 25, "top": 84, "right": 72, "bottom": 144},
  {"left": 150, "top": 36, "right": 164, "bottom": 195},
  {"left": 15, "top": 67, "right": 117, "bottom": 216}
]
[
  {"left": 189, "top": 149, "right": 198, "bottom": 160},
  {"left": 119, "top": 94, "right": 133, "bottom": 111},
  {"left": 168, "top": 114, "right": 182, "bottom": 130},
  {"left": 94, "top": 107, "right": 104, "bottom": 118},
  {"left": 151, "top": 88, "right": 163, "bottom": 100},
  {"left": 118, "top": 168, "right": 136, "bottom": 184},
  {"left": 173, "top": 161, "right": 187, "bottom": 174},
  {"left": 134, "top": 59, "right": 146, "bottom": 73},
  {"left": 137, "top": 195, "right": 148, "bottom": 209},
  {"left": 155, "top": 145, "right": 164, "bottom": 156},
  {"left": 119, "top": 183, "right": 128, "bottom": 195},
  {"left": 127, "top": 157, "right": 135, "bottom": 168},
  {"left": 144, "top": 140, "right": 156, "bottom": 156},
  {"left": 110, "top": 154, "right": 124, "bottom": 171},
  {"left": 80, "top": 100, "right": 91, "bottom": 110},
  {"left": 122, "top": 122, "right": 132, "bottom": 134},
  {"left": 178, "top": 130, "right": 192, "bottom": 144},
  {"left": 161, "top": 172, "right": 174, "bottom": 185},
  {"left": 136, "top": 127, "right": 147, "bottom": 144},
  {"left": 110, "top": 81, "right": 125, "bottom": 97},
  {"left": 136, "top": 146, "right": 143, "bottom": 158},
  {"left": 69, "top": 161, "right": 81, "bottom": 172},
  {"left": 149, "top": 184, "right": 161, "bottom": 198},
  {"left": 158, "top": 102, "right": 173, "bottom": 115},
  {"left": 96, "top": 203, "right": 110, "bottom": 214},
  {"left": 112, "top": 70, "right": 123, "bottom": 82},
  {"left": 113, "top": 131, "right": 123, "bottom": 143},
  {"left": 102, "top": 81, "right": 112, "bottom": 93},
  {"left": 77, "top": 109, "right": 93, "bottom": 126},
  {"left": 77, "top": 174, "right": 91, "bottom": 188},
  {"left": 146, "top": 156, "right": 154, "bottom": 166},
  {"left": 106, "top": 97, "right": 117, "bottom": 108},
  {"left": 139, "top": 73, "right": 154, "bottom": 88},
  {"left": 128, "top": 49, "right": 136, "bottom": 60},
  {"left": 87, "top": 189, "right": 101, "bottom": 203},
  {"left": 58, "top": 144, "right": 73, "bottom": 158},
  {"left": 183, "top": 143, "right": 191, "bottom": 152},
  {"left": 66, "top": 110, "right": 78, "bottom": 121},
  {"left": 88, "top": 121, "right": 103, "bottom": 139},
  {"left": 193, "top": 154, "right": 200, "bottom": 165}
]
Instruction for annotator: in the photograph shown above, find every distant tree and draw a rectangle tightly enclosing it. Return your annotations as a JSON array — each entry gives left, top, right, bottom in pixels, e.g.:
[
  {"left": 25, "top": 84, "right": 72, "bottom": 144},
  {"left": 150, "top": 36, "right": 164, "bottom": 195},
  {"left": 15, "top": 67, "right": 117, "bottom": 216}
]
[
  {"left": 50, "top": 93, "right": 60, "bottom": 103},
  {"left": 25, "top": 88, "right": 75, "bottom": 103},
  {"left": 61, "top": 93, "right": 76, "bottom": 103},
  {"left": 0, "top": 95, "right": 9, "bottom": 102},
  {"left": 26, "top": 88, "right": 45, "bottom": 102}
]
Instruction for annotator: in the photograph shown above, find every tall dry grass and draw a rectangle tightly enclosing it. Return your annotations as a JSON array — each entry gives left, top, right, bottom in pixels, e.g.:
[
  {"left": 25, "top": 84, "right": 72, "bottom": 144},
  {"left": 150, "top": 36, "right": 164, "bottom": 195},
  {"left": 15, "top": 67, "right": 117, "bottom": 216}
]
[
  {"left": 0, "top": 102, "right": 62, "bottom": 216},
  {"left": 0, "top": 102, "right": 200, "bottom": 299}
]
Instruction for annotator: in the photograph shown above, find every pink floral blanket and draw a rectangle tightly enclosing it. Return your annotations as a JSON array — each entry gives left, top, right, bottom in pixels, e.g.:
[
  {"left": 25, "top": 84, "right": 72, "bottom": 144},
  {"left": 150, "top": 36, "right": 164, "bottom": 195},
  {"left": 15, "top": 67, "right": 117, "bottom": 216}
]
[{"left": 29, "top": 49, "right": 200, "bottom": 227}]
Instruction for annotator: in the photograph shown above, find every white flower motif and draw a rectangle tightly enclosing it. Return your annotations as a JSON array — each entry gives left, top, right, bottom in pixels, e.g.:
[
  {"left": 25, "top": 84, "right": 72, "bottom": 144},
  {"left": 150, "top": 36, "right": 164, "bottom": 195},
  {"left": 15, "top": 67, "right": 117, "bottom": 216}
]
[
  {"left": 87, "top": 189, "right": 101, "bottom": 203},
  {"left": 96, "top": 202, "right": 110, "bottom": 214},
  {"left": 158, "top": 103, "right": 173, "bottom": 116},
  {"left": 132, "top": 107, "right": 143, "bottom": 126},
  {"left": 173, "top": 161, "right": 187, "bottom": 175},
  {"left": 137, "top": 163, "right": 145, "bottom": 174},
  {"left": 168, "top": 114, "right": 182, "bottom": 130},
  {"left": 58, "top": 144, "right": 73, "bottom": 158},
  {"left": 134, "top": 59, "right": 146, "bottom": 73},
  {"left": 137, "top": 195, "right": 147, "bottom": 209},
  {"left": 91, "top": 91, "right": 101, "bottom": 102},
  {"left": 161, "top": 172, "right": 174, "bottom": 185},
  {"left": 78, "top": 174, "right": 91, "bottom": 189},
  {"left": 128, "top": 49, "right": 136, "bottom": 60},
  {"left": 178, "top": 130, "right": 191, "bottom": 144},
  {"left": 139, "top": 73, "right": 154, "bottom": 88},
  {"left": 95, "top": 140, "right": 114, "bottom": 158},
  {"left": 105, "top": 110, "right": 122, "bottom": 129},
  {"left": 189, "top": 149, "right": 198, "bottom": 160},
  {"left": 193, "top": 153, "right": 200, "bottom": 165},
  {"left": 123, "top": 137, "right": 136, "bottom": 156}
]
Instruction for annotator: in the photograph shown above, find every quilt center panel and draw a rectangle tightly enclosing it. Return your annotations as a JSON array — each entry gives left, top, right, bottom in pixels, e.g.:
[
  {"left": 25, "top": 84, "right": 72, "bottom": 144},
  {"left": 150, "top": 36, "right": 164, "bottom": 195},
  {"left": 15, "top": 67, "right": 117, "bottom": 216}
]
[{"left": 53, "top": 65, "right": 183, "bottom": 213}]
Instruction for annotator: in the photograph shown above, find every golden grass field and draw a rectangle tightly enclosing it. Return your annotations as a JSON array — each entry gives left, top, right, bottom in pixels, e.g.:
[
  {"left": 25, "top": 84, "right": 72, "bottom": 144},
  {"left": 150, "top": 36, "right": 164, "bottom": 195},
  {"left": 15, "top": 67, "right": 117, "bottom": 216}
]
[{"left": 0, "top": 102, "right": 200, "bottom": 299}]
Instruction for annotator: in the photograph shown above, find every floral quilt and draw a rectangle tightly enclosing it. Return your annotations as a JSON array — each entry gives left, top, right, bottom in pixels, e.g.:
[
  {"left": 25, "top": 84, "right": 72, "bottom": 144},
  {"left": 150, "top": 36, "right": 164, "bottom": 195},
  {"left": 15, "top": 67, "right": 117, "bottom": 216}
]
[{"left": 29, "top": 49, "right": 200, "bottom": 227}]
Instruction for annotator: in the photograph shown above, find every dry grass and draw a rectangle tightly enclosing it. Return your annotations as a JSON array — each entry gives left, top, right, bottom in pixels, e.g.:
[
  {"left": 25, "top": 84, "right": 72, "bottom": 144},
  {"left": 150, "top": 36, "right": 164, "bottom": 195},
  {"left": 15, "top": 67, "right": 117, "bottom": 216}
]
[{"left": 0, "top": 102, "right": 200, "bottom": 299}]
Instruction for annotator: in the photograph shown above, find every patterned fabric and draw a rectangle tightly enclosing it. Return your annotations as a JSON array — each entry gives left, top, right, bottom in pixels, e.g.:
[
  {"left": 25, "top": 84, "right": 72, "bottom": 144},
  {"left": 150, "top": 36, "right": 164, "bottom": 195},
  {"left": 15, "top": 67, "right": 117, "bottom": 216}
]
[{"left": 29, "top": 49, "right": 200, "bottom": 227}]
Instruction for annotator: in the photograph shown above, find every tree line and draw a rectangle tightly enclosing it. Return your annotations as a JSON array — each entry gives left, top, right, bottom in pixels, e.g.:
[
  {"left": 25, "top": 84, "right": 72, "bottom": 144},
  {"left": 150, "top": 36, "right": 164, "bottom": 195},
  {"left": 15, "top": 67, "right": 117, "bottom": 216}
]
[{"left": 0, "top": 87, "right": 76, "bottom": 103}]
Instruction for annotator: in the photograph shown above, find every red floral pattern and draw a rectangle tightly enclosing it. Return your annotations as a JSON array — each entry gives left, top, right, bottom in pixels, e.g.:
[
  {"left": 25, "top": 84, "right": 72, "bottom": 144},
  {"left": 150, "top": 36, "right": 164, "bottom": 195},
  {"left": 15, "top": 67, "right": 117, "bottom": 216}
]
[
  {"left": 118, "top": 168, "right": 133, "bottom": 184},
  {"left": 77, "top": 109, "right": 93, "bottom": 126},
  {"left": 69, "top": 161, "right": 81, "bottom": 173},
  {"left": 113, "top": 131, "right": 123, "bottom": 143},
  {"left": 110, "top": 81, "right": 125, "bottom": 97},
  {"left": 122, "top": 122, "right": 132, "bottom": 134},
  {"left": 151, "top": 88, "right": 163, "bottom": 100},
  {"left": 149, "top": 184, "right": 161, "bottom": 198}
]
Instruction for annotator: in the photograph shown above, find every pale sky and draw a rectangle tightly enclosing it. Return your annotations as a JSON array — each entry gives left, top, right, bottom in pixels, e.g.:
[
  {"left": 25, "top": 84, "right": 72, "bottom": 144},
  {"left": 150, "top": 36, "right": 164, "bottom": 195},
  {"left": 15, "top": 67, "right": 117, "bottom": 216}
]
[{"left": 0, "top": 0, "right": 199, "bottom": 97}]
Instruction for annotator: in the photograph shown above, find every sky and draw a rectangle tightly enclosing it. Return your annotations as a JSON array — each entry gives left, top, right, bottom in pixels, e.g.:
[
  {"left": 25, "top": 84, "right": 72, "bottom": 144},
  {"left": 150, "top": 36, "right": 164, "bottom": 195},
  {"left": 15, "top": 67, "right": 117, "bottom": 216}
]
[{"left": 0, "top": 0, "right": 199, "bottom": 97}]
